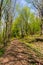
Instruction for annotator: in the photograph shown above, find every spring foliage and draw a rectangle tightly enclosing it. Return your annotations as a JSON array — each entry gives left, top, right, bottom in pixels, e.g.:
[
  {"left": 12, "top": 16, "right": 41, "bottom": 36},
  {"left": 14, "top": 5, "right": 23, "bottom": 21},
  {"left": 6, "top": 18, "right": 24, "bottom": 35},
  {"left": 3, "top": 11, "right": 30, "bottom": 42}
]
[{"left": 12, "top": 6, "right": 41, "bottom": 37}]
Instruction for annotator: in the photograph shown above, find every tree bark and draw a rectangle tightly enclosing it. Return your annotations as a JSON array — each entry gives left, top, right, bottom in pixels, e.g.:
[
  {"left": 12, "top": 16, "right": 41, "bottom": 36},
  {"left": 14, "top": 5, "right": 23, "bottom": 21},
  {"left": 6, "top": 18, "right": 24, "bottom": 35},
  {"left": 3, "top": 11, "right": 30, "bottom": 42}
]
[{"left": 41, "top": 19, "right": 43, "bottom": 35}]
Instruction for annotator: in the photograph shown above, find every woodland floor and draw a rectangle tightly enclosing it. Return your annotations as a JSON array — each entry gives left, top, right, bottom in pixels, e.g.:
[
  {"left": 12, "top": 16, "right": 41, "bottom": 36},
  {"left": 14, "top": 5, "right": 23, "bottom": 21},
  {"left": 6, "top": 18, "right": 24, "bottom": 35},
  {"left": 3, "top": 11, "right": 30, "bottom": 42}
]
[{"left": 0, "top": 38, "right": 43, "bottom": 65}]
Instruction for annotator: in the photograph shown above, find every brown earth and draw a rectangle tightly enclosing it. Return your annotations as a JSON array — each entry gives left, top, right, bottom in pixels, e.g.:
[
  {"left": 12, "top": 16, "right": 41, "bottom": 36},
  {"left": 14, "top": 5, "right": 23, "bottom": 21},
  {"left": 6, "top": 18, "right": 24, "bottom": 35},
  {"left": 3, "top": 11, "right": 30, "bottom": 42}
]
[{"left": 0, "top": 39, "right": 43, "bottom": 65}]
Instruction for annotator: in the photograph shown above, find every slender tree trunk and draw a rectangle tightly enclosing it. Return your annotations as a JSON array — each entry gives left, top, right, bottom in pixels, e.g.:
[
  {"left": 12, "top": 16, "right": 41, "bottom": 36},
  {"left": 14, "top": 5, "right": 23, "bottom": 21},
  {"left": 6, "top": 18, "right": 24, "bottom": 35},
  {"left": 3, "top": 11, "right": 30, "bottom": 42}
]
[
  {"left": 3, "top": 22, "right": 8, "bottom": 47},
  {"left": 0, "top": 0, "right": 3, "bottom": 20},
  {"left": 41, "top": 19, "right": 43, "bottom": 35}
]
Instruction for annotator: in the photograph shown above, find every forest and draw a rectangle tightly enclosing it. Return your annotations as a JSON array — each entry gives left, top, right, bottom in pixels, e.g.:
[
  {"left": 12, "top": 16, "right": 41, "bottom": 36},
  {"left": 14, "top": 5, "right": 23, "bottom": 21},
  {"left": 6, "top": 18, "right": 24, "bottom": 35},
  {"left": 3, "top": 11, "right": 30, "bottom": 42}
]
[{"left": 0, "top": 0, "right": 43, "bottom": 65}]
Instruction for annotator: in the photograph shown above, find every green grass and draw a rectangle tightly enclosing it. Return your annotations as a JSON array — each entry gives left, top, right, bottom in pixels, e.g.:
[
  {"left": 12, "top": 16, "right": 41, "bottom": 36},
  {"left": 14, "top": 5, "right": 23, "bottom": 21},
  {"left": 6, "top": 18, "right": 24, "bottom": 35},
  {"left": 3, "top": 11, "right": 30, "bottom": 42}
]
[
  {"left": 32, "top": 63, "right": 36, "bottom": 65},
  {"left": 24, "top": 42, "right": 43, "bottom": 57},
  {"left": 0, "top": 48, "right": 5, "bottom": 57},
  {"left": 20, "top": 36, "right": 43, "bottom": 58}
]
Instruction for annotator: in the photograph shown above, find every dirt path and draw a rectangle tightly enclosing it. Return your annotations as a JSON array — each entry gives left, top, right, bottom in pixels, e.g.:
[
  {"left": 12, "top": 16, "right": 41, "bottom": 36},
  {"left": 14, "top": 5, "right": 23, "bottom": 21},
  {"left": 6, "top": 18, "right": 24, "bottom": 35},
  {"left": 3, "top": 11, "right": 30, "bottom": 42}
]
[{"left": 0, "top": 39, "right": 43, "bottom": 65}]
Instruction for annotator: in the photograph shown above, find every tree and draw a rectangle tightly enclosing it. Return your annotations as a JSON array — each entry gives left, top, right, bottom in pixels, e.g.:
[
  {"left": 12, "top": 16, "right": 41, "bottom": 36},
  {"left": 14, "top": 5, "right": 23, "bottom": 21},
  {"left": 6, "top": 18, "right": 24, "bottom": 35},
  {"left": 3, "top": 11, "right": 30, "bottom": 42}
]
[
  {"left": 3, "top": 0, "right": 17, "bottom": 46},
  {"left": 12, "top": 6, "right": 41, "bottom": 37},
  {"left": 0, "top": 0, "right": 17, "bottom": 46},
  {"left": 25, "top": 0, "right": 43, "bottom": 35},
  {"left": 0, "top": 0, "right": 4, "bottom": 44},
  {"left": 29, "top": 15, "right": 41, "bottom": 35},
  {"left": 0, "top": 0, "right": 3, "bottom": 20}
]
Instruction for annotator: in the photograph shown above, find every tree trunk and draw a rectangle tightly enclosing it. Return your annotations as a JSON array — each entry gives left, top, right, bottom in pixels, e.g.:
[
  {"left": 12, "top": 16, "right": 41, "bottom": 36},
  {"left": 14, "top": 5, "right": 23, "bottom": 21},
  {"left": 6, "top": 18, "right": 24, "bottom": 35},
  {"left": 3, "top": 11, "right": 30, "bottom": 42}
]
[
  {"left": 0, "top": 0, "right": 3, "bottom": 20},
  {"left": 40, "top": 18, "right": 43, "bottom": 35}
]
